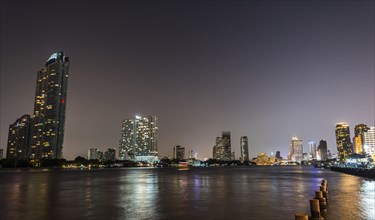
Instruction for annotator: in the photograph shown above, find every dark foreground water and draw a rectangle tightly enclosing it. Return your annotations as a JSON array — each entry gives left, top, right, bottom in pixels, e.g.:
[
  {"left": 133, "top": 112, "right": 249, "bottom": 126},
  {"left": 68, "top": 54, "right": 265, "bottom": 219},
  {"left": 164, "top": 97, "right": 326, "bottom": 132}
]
[{"left": 0, "top": 166, "right": 374, "bottom": 220}]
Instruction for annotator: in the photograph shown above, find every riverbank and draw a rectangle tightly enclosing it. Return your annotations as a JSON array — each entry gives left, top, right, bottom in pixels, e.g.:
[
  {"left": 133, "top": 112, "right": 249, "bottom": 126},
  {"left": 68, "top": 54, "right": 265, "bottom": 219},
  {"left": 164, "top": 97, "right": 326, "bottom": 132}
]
[{"left": 330, "top": 166, "right": 375, "bottom": 179}]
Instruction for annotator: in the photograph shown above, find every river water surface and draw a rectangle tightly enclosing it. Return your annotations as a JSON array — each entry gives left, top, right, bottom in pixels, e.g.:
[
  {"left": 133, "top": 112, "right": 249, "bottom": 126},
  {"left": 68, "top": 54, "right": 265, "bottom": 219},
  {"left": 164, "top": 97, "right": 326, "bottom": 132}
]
[{"left": 0, "top": 166, "right": 374, "bottom": 220}]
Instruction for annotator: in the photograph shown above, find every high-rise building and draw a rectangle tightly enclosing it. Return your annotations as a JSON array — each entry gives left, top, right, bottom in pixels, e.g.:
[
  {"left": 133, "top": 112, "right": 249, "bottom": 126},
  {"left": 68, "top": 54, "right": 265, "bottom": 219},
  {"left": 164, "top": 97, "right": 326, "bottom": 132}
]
[
  {"left": 290, "top": 136, "right": 303, "bottom": 162},
  {"left": 212, "top": 145, "right": 218, "bottom": 159},
  {"left": 317, "top": 140, "right": 328, "bottom": 160},
  {"left": 119, "top": 115, "right": 158, "bottom": 162},
  {"left": 29, "top": 51, "right": 70, "bottom": 162},
  {"left": 363, "top": 127, "right": 375, "bottom": 159},
  {"left": 308, "top": 141, "right": 317, "bottom": 159},
  {"left": 88, "top": 148, "right": 99, "bottom": 160},
  {"left": 213, "top": 132, "right": 231, "bottom": 160},
  {"left": 173, "top": 145, "right": 185, "bottom": 160},
  {"left": 335, "top": 122, "right": 353, "bottom": 161},
  {"left": 104, "top": 148, "right": 116, "bottom": 161},
  {"left": 97, "top": 151, "right": 104, "bottom": 161},
  {"left": 353, "top": 124, "right": 369, "bottom": 154},
  {"left": 240, "top": 136, "right": 249, "bottom": 162},
  {"left": 6, "top": 115, "right": 32, "bottom": 160}
]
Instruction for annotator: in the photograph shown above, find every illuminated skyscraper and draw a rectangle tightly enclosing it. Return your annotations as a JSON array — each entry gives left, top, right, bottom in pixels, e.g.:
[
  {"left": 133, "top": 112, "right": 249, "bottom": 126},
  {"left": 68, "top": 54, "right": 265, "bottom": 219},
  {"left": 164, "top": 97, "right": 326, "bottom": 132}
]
[
  {"left": 240, "top": 136, "right": 249, "bottom": 162},
  {"left": 213, "top": 132, "right": 231, "bottom": 160},
  {"left": 308, "top": 141, "right": 317, "bottom": 159},
  {"left": 353, "top": 124, "right": 369, "bottom": 154},
  {"left": 335, "top": 122, "right": 353, "bottom": 161},
  {"left": 119, "top": 115, "right": 158, "bottom": 162},
  {"left": 6, "top": 115, "right": 32, "bottom": 160},
  {"left": 363, "top": 127, "right": 375, "bottom": 159},
  {"left": 173, "top": 145, "right": 185, "bottom": 160},
  {"left": 29, "top": 51, "right": 70, "bottom": 162},
  {"left": 290, "top": 136, "right": 303, "bottom": 162}
]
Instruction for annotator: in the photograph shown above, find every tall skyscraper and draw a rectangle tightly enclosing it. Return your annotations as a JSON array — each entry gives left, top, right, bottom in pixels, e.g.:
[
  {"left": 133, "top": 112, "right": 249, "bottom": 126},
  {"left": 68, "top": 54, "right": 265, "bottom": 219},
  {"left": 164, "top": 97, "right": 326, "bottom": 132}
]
[
  {"left": 119, "top": 115, "right": 158, "bottom": 162},
  {"left": 308, "top": 141, "right": 317, "bottom": 159},
  {"left": 353, "top": 124, "right": 369, "bottom": 154},
  {"left": 363, "top": 126, "right": 375, "bottom": 159},
  {"left": 213, "top": 132, "right": 231, "bottom": 160},
  {"left": 6, "top": 115, "right": 32, "bottom": 160},
  {"left": 240, "top": 136, "right": 249, "bottom": 163},
  {"left": 290, "top": 136, "right": 303, "bottom": 162},
  {"left": 29, "top": 51, "right": 70, "bottom": 162},
  {"left": 335, "top": 122, "right": 353, "bottom": 161},
  {"left": 173, "top": 145, "right": 185, "bottom": 160},
  {"left": 317, "top": 140, "right": 328, "bottom": 160}
]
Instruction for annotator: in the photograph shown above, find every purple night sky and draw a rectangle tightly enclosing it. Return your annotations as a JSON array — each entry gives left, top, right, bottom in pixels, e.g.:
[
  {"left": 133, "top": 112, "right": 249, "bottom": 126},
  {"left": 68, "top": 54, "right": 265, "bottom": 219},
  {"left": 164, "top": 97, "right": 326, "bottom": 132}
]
[{"left": 1, "top": 1, "right": 374, "bottom": 160}]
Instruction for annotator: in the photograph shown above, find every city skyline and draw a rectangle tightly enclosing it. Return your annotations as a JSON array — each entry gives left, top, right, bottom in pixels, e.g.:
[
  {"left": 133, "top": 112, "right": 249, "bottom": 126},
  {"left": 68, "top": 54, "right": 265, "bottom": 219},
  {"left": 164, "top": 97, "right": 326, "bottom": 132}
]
[{"left": 1, "top": 1, "right": 374, "bottom": 160}]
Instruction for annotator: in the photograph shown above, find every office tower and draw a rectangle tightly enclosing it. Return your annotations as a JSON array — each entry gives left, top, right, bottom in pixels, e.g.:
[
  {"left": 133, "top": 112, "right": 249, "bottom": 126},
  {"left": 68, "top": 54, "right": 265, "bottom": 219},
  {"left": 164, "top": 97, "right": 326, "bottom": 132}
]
[
  {"left": 212, "top": 145, "right": 218, "bottom": 159},
  {"left": 6, "top": 115, "right": 32, "bottom": 160},
  {"left": 88, "top": 148, "right": 99, "bottom": 160},
  {"left": 308, "top": 141, "right": 317, "bottom": 159},
  {"left": 213, "top": 132, "right": 231, "bottom": 160},
  {"left": 173, "top": 145, "right": 185, "bottom": 160},
  {"left": 29, "top": 51, "right": 70, "bottom": 162},
  {"left": 104, "top": 148, "right": 116, "bottom": 161},
  {"left": 335, "top": 122, "right": 353, "bottom": 161},
  {"left": 363, "top": 127, "right": 375, "bottom": 159},
  {"left": 240, "top": 136, "right": 249, "bottom": 162},
  {"left": 290, "top": 136, "right": 303, "bottom": 162},
  {"left": 119, "top": 115, "right": 158, "bottom": 162},
  {"left": 97, "top": 151, "right": 104, "bottom": 161},
  {"left": 317, "top": 140, "right": 328, "bottom": 160},
  {"left": 353, "top": 124, "right": 369, "bottom": 154}
]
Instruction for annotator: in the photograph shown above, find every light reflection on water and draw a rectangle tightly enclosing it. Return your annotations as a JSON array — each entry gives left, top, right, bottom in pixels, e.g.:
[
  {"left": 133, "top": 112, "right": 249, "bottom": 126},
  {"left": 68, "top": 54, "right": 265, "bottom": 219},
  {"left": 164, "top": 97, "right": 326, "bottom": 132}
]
[{"left": 0, "top": 167, "right": 374, "bottom": 220}]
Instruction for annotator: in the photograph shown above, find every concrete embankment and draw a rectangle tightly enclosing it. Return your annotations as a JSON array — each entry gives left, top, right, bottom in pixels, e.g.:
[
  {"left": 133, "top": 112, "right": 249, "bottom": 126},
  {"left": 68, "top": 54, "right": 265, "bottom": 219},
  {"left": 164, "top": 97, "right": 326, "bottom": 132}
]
[{"left": 330, "top": 166, "right": 375, "bottom": 179}]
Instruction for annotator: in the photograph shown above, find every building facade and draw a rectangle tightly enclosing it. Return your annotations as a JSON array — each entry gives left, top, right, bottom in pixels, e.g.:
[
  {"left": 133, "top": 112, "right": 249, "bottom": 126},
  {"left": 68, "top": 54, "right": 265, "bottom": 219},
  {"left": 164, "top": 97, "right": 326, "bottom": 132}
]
[
  {"left": 308, "top": 141, "right": 317, "bottom": 159},
  {"left": 335, "top": 122, "right": 353, "bottom": 161},
  {"left": 173, "top": 145, "right": 185, "bottom": 160},
  {"left": 119, "top": 115, "right": 158, "bottom": 162},
  {"left": 213, "top": 132, "right": 231, "bottom": 160},
  {"left": 317, "top": 140, "right": 328, "bottom": 160},
  {"left": 353, "top": 124, "right": 369, "bottom": 154},
  {"left": 88, "top": 148, "right": 99, "bottom": 160},
  {"left": 29, "top": 51, "right": 70, "bottom": 162},
  {"left": 6, "top": 115, "right": 32, "bottom": 160},
  {"left": 104, "top": 148, "right": 116, "bottom": 161},
  {"left": 240, "top": 136, "right": 249, "bottom": 163},
  {"left": 363, "top": 127, "right": 375, "bottom": 159},
  {"left": 290, "top": 136, "right": 303, "bottom": 162}
]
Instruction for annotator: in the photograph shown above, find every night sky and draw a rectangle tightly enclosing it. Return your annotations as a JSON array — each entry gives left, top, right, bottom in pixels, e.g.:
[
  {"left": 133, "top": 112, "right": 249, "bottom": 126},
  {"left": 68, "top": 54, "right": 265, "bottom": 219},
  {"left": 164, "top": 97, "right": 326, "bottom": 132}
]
[{"left": 1, "top": 1, "right": 374, "bottom": 160}]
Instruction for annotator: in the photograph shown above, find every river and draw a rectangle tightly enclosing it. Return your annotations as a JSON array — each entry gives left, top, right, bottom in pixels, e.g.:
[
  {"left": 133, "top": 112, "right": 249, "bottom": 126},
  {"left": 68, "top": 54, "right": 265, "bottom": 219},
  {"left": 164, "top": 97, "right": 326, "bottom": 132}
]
[{"left": 0, "top": 166, "right": 373, "bottom": 220}]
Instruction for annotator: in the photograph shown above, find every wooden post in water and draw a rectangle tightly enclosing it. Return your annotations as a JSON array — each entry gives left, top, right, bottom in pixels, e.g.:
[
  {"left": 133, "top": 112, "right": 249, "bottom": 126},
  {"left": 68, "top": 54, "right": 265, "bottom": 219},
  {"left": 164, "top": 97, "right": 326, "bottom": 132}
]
[
  {"left": 295, "top": 214, "right": 308, "bottom": 220},
  {"left": 315, "top": 191, "right": 327, "bottom": 210},
  {"left": 309, "top": 199, "right": 323, "bottom": 220},
  {"left": 321, "top": 179, "right": 328, "bottom": 190},
  {"left": 320, "top": 185, "right": 329, "bottom": 201}
]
